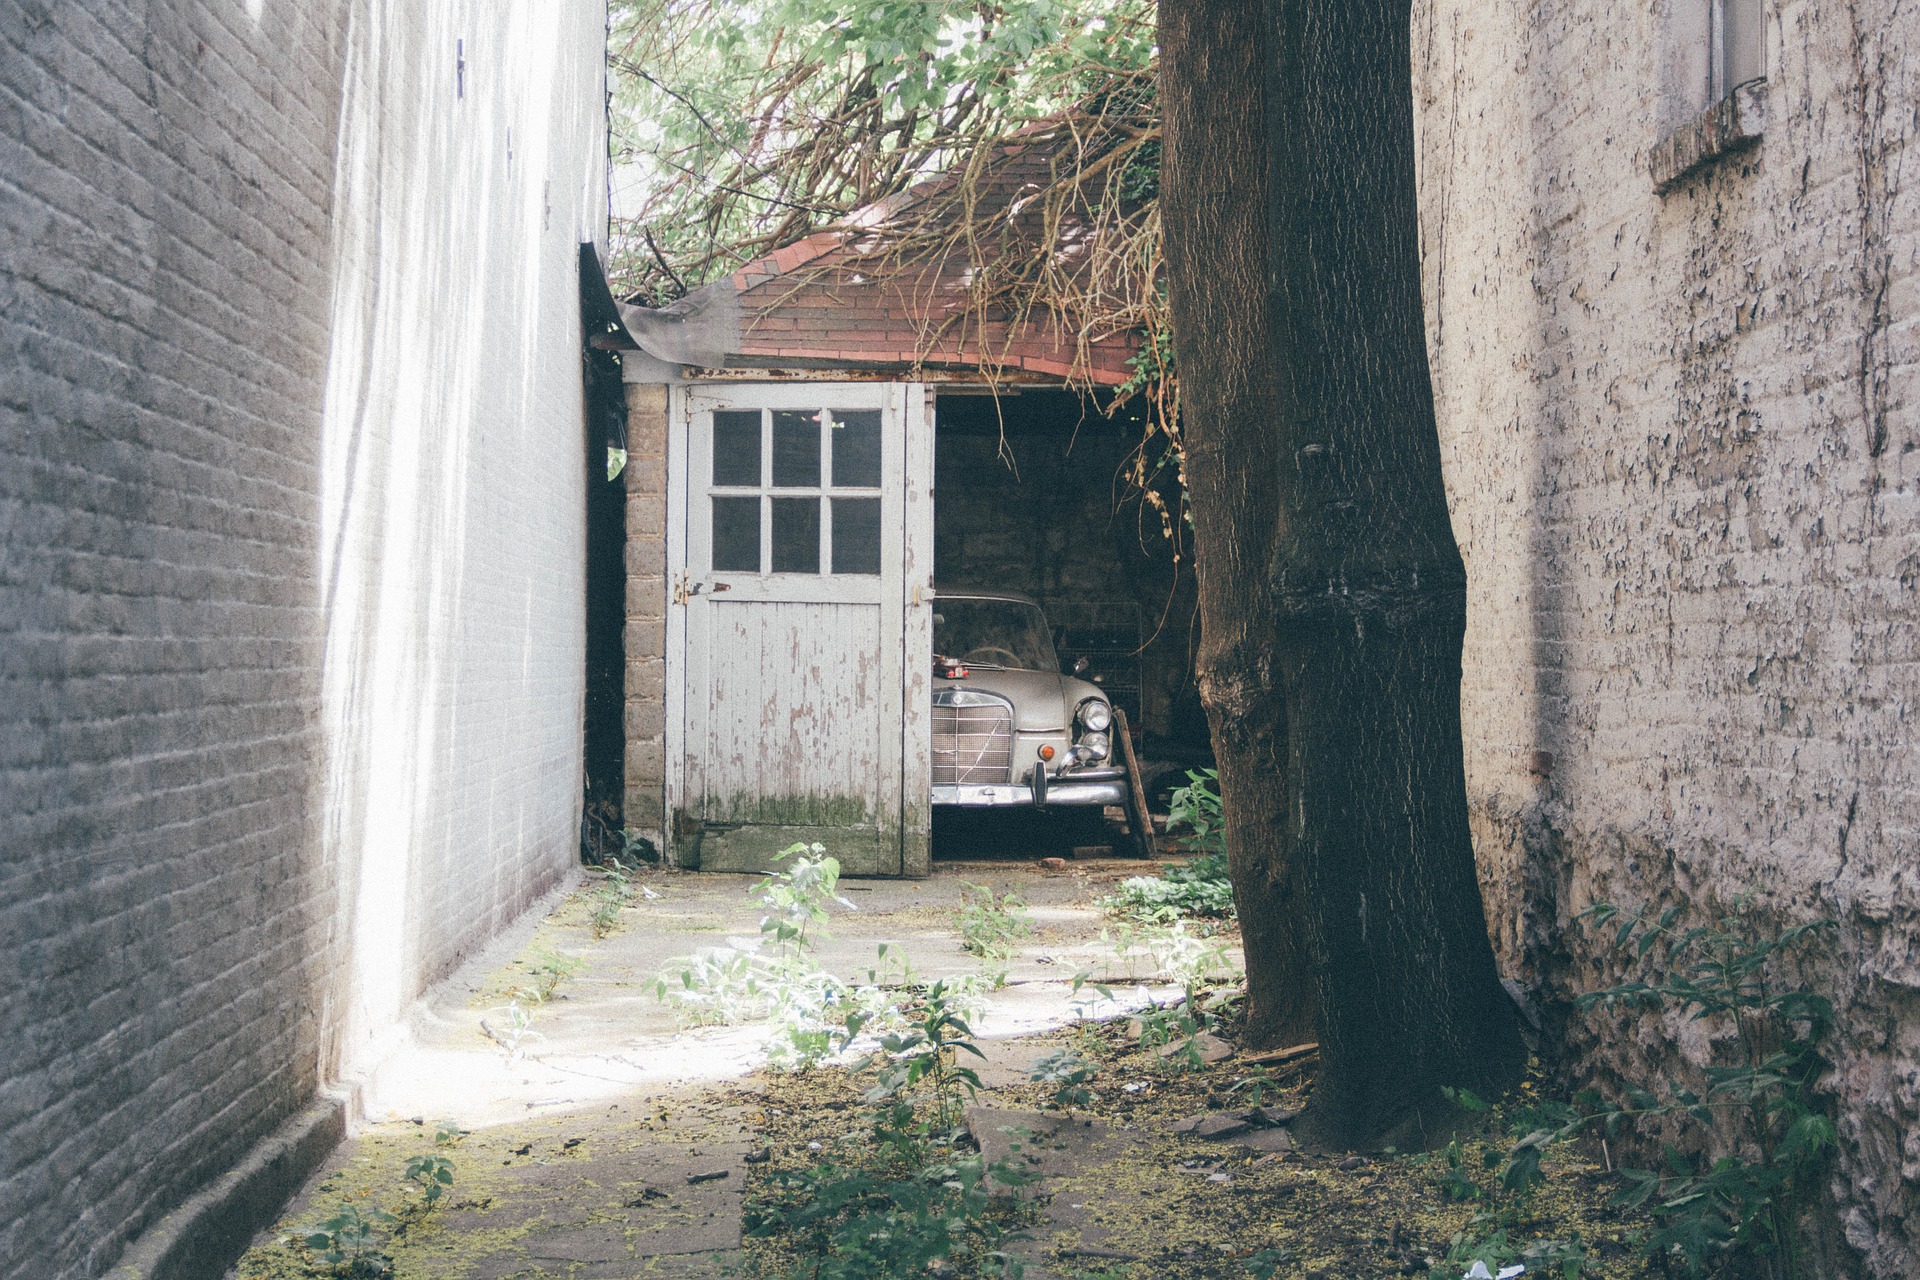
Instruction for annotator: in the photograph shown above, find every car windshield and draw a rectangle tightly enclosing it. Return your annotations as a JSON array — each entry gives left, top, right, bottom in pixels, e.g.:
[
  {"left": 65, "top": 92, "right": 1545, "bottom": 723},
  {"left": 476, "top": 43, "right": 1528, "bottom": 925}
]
[{"left": 933, "top": 598, "right": 1058, "bottom": 671}]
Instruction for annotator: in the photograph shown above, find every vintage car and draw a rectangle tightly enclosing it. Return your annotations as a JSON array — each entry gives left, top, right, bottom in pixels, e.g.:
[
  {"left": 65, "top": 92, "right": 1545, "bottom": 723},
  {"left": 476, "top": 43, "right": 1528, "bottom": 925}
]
[{"left": 931, "top": 589, "right": 1128, "bottom": 809}]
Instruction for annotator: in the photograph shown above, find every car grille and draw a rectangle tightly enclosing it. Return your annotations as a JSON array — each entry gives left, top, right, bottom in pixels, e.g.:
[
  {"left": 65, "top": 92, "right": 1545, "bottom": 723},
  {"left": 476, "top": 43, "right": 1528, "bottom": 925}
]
[{"left": 931, "top": 690, "right": 1014, "bottom": 785}]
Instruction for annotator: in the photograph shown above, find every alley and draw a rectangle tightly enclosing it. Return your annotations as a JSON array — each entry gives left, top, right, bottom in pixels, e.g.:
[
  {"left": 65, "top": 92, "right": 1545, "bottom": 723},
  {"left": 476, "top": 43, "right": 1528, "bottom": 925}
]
[{"left": 231, "top": 857, "right": 1214, "bottom": 1279}]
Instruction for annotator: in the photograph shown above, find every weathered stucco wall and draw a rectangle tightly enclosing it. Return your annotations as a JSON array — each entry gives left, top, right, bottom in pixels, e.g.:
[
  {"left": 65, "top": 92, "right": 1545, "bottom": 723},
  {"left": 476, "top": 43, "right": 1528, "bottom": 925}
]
[
  {"left": 1416, "top": 1, "right": 1917, "bottom": 1272},
  {"left": 0, "top": 3, "right": 605, "bottom": 1275}
]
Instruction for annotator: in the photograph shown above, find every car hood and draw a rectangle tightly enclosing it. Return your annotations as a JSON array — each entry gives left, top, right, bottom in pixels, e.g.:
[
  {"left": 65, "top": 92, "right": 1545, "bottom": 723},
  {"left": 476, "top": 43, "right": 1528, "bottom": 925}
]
[{"left": 933, "top": 668, "right": 1107, "bottom": 734}]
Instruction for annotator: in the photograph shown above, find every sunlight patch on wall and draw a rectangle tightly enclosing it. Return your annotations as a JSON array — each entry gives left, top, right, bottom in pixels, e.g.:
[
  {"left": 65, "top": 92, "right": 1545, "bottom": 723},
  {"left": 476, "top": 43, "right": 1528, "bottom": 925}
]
[{"left": 316, "top": 0, "right": 602, "bottom": 1085}]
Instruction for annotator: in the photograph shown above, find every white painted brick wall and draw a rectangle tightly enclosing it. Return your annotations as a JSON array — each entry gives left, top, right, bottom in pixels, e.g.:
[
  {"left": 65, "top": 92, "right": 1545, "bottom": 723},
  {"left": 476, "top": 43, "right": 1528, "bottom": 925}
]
[
  {"left": 1418, "top": 2, "right": 1918, "bottom": 1273},
  {"left": 0, "top": 2, "right": 605, "bottom": 1276},
  {"left": 313, "top": 0, "right": 606, "bottom": 1082}
]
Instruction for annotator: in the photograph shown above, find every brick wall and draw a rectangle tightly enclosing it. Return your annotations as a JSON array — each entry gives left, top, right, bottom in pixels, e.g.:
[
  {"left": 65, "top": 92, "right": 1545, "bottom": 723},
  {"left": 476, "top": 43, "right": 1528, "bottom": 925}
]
[
  {"left": 0, "top": 3, "right": 604, "bottom": 1276},
  {"left": 314, "top": 0, "right": 606, "bottom": 1079},
  {"left": 622, "top": 381, "right": 669, "bottom": 847},
  {"left": 1417, "top": 2, "right": 1918, "bottom": 1272},
  {"left": 1, "top": 5, "right": 348, "bottom": 1273}
]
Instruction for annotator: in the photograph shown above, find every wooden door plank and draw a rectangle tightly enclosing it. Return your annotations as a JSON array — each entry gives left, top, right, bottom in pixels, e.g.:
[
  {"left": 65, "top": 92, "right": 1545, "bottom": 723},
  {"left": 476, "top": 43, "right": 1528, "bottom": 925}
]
[{"left": 898, "top": 383, "right": 934, "bottom": 877}]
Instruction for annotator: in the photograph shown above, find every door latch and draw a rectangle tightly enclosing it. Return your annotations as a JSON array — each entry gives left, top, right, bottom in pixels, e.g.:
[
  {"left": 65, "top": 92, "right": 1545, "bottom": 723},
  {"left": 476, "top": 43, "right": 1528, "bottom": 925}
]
[{"left": 674, "top": 577, "right": 732, "bottom": 605}]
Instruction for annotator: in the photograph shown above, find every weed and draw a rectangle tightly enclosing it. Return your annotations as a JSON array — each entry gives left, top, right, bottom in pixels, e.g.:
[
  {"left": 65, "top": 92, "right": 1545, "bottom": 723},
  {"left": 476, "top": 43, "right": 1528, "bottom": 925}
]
[
  {"left": 860, "top": 981, "right": 987, "bottom": 1137},
  {"left": 747, "top": 982, "right": 1034, "bottom": 1279},
  {"left": 1424, "top": 1087, "right": 1587, "bottom": 1280},
  {"left": 1446, "top": 899, "right": 1838, "bottom": 1280},
  {"left": 654, "top": 844, "right": 910, "bottom": 1070},
  {"left": 1572, "top": 900, "right": 1837, "bottom": 1279},
  {"left": 1100, "top": 770, "right": 1235, "bottom": 924},
  {"left": 589, "top": 856, "right": 650, "bottom": 938},
  {"left": 299, "top": 1202, "right": 395, "bottom": 1276},
  {"left": 1244, "top": 1247, "right": 1294, "bottom": 1278},
  {"left": 1146, "top": 919, "right": 1234, "bottom": 989},
  {"left": 956, "top": 882, "right": 1033, "bottom": 984},
  {"left": 747, "top": 1152, "right": 1027, "bottom": 1280},
  {"left": 758, "top": 842, "right": 853, "bottom": 957},
  {"left": 1166, "top": 768, "right": 1225, "bottom": 856},
  {"left": 658, "top": 944, "right": 766, "bottom": 1025},
  {"left": 513, "top": 947, "right": 585, "bottom": 1005},
  {"left": 401, "top": 1153, "right": 455, "bottom": 1208},
  {"left": 482, "top": 998, "right": 544, "bottom": 1062},
  {"left": 1028, "top": 1048, "right": 1098, "bottom": 1110}
]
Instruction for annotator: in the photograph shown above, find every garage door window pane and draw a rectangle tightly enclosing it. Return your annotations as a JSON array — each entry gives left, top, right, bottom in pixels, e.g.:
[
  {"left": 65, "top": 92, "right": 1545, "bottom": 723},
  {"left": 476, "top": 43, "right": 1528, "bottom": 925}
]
[
  {"left": 830, "top": 410, "right": 882, "bottom": 488},
  {"left": 831, "top": 497, "right": 882, "bottom": 575},
  {"left": 711, "top": 496, "right": 760, "bottom": 571},
  {"left": 712, "top": 411, "right": 762, "bottom": 487},
  {"left": 771, "top": 497, "right": 821, "bottom": 574},
  {"left": 772, "top": 410, "right": 821, "bottom": 488}
]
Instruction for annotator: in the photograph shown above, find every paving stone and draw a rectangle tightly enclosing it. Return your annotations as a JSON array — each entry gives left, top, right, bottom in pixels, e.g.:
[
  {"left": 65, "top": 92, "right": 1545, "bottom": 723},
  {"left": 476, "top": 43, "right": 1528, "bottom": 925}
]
[
  {"left": 1155, "top": 1032, "right": 1234, "bottom": 1063},
  {"left": 1232, "top": 1127, "right": 1296, "bottom": 1153}
]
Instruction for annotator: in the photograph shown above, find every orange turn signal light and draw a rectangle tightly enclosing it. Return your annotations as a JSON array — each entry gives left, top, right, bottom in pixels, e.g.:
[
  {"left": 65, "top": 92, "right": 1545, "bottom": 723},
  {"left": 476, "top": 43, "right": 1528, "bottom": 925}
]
[{"left": 1038, "top": 744, "right": 1056, "bottom": 761}]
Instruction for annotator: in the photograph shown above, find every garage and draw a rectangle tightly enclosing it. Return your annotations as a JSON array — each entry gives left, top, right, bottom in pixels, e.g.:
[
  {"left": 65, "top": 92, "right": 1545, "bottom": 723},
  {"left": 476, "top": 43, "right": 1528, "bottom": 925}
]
[{"left": 605, "top": 145, "right": 1201, "bottom": 875}]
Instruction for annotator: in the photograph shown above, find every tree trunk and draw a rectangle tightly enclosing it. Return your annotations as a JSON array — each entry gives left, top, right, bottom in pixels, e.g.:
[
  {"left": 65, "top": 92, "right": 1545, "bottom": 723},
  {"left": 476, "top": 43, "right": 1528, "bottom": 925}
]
[
  {"left": 1161, "top": 0, "right": 1525, "bottom": 1148},
  {"left": 1159, "top": 0, "right": 1316, "bottom": 1051}
]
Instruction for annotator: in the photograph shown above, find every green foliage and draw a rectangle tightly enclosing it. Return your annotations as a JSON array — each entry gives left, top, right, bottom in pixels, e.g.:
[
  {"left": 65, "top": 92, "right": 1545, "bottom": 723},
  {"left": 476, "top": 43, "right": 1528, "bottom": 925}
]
[
  {"left": 759, "top": 842, "right": 853, "bottom": 956},
  {"left": 655, "top": 844, "right": 913, "bottom": 1069},
  {"left": 513, "top": 948, "right": 586, "bottom": 1005},
  {"left": 1244, "top": 1247, "right": 1294, "bottom": 1279},
  {"left": 590, "top": 854, "right": 656, "bottom": 938},
  {"left": 1440, "top": 900, "right": 1837, "bottom": 1280},
  {"left": 608, "top": 0, "right": 1156, "bottom": 299},
  {"left": 484, "top": 997, "right": 545, "bottom": 1062},
  {"left": 1422, "top": 1089, "right": 1586, "bottom": 1280},
  {"left": 748, "top": 982, "right": 1034, "bottom": 1279},
  {"left": 657, "top": 944, "right": 765, "bottom": 1025},
  {"left": 1165, "top": 768, "right": 1225, "bottom": 857},
  {"left": 1103, "top": 918, "right": 1235, "bottom": 990},
  {"left": 401, "top": 1153, "right": 455, "bottom": 1208},
  {"left": 1571, "top": 901, "right": 1837, "bottom": 1279},
  {"left": 1028, "top": 1048, "right": 1099, "bottom": 1109},
  {"left": 747, "top": 1152, "right": 1027, "bottom": 1280},
  {"left": 860, "top": 980, "right": 987, "bottom": 1136},
  {"left": 1100, "top": 771, "right": 1235, "bottom": 924},
  {"left": 956, "top": 882, "right": 1033, "bottom": 984},
  {"left": 300, "top": 1203, "right": 395, "bottom": 1276}
]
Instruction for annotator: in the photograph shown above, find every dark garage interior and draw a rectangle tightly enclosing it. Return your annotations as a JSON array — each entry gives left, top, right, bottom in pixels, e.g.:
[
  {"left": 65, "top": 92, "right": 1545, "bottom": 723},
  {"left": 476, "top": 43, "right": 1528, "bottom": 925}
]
[{"left": 932, "top": 386, "right": 1209, "bottom": 857}]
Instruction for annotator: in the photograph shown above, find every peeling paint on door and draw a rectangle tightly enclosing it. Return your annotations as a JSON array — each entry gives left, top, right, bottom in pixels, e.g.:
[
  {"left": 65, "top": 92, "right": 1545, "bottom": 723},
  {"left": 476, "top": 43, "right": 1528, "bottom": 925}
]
[{"left": 667, "top": 383, "right": 932, "bottom": 876}]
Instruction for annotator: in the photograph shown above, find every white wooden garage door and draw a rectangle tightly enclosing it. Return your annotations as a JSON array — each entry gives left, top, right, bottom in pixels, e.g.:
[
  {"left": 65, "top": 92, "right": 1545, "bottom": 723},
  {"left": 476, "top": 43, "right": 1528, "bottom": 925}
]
[{"left": 666, "top": 382, "right": 932, "bottom": 875}]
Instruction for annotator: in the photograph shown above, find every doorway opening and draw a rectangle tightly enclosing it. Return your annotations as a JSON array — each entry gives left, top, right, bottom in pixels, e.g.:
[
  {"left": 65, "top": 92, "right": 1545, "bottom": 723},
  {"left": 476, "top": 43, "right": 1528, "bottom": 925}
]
[
  {"left": 581, "top": 347, "right": 627, "bottom": 861},
  {"left": 930, "top": 387, "right": 1209, "bottom": 861}
]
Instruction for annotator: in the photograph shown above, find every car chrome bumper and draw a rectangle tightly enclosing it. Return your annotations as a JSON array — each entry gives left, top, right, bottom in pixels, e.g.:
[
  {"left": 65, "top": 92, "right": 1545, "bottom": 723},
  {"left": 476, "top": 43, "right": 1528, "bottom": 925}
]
[{"left": 932, "top": 768, "right": 1126, "bottom": 809}]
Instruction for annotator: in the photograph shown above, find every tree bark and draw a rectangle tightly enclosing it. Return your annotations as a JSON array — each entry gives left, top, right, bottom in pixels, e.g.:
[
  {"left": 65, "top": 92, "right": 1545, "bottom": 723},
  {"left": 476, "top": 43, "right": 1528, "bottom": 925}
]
[
  {"left": 1159, "top": 0, "right": 1317, "bottom": 1051},
  {"left": 1161, "top": 0, "right": 1525, "bottom": 1148}
]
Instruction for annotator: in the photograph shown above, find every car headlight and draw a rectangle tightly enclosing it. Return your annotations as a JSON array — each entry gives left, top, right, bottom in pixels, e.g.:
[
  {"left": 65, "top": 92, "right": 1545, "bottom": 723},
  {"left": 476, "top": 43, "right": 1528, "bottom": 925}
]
[
  {"left": 1077, "top": 731, "right": 1110, "bottom": 761},
  {"left": 1076, "top": 699, "right": 1112, "bottom": 733}
]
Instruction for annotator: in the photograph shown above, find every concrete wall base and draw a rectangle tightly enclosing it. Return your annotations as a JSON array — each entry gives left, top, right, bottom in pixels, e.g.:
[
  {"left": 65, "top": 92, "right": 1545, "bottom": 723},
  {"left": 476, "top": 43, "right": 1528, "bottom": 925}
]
[{"left": 111, "top": 1089, "right": 356, "bottom": 1280}]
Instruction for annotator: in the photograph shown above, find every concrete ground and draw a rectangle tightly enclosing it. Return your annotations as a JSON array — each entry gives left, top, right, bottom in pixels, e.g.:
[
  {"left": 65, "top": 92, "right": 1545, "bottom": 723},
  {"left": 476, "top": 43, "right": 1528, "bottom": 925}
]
[{"left": 233, "top": 850, "right": 1229, "bottom": 1280}]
